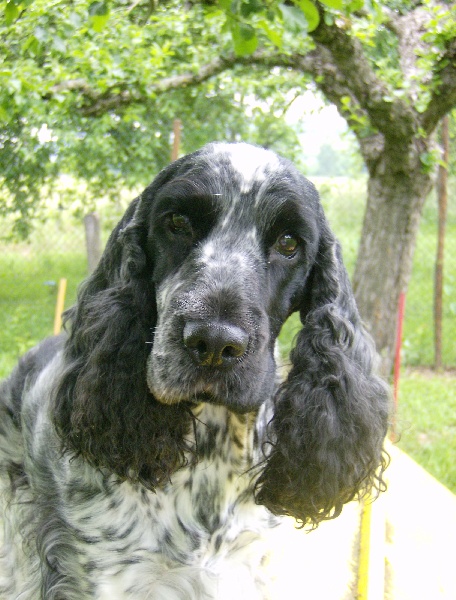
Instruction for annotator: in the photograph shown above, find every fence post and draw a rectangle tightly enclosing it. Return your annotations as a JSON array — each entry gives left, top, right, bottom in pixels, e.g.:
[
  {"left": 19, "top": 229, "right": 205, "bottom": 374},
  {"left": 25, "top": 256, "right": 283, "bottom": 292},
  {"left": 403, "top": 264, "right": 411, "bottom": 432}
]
[
  {"left": 391, "top": 291, "right": 406, "bottom": 443},
  {"left": 53, "top": 278, "right": 67, "bottom": 335},
  {"left": 434, "top": 115, "right": 449, "bottom": 371},
  {"left": 170, "top": 119, "right": 182, "bottom": 162},
  {"left": 84, "top": 212, "right": 101, "bottom": 274}
]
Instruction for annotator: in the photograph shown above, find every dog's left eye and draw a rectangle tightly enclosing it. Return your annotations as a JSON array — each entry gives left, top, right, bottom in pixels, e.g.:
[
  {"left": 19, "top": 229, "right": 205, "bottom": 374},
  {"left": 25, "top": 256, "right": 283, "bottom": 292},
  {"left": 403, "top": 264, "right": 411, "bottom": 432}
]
[
  {"left": 274, "top": 233, "right": 300, "bottom": 258},
  {"left": 168, "top": 213, "right": 193, "bottom": 236}
]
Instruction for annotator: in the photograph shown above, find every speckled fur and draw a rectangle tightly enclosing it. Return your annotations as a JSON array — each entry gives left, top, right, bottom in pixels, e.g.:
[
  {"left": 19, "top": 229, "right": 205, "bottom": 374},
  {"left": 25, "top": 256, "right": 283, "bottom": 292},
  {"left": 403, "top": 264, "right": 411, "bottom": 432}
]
[{"left": 0, "top": 143, "right": 389, "bottom": 598}]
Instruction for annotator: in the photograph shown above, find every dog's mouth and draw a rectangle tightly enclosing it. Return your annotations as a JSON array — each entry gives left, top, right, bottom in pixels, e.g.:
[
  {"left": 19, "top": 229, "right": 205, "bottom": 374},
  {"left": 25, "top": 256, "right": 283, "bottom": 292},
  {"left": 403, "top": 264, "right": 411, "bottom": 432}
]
[
  {"left": 147, "top": 335, "right": 274, "bottom": 414},
  {"left": 193, "top": 391, "right": 216, "bottom": 403},
  {"left": 151, "top": 381, "right": 222, "bottom": 407},
  {"left": 151, "top": 381, "right": 259, "bottom": 414}
]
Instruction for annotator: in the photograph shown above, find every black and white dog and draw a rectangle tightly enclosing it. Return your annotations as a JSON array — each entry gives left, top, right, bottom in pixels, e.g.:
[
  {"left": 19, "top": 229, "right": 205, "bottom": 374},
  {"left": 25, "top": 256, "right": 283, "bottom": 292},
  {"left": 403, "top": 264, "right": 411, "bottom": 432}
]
[{"left": 0, "top": 143, "right": 389, "bottom": 599}]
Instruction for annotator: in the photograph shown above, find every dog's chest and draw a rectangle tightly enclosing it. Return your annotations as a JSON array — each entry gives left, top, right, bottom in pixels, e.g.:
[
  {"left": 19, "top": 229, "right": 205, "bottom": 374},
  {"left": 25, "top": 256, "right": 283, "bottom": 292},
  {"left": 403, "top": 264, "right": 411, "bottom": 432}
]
[
  {"left": 56, "top": 407, "right": 274, "bottom": 600},
  {"left": 67, "top": 406, "right": 273, "bottom": 598}
]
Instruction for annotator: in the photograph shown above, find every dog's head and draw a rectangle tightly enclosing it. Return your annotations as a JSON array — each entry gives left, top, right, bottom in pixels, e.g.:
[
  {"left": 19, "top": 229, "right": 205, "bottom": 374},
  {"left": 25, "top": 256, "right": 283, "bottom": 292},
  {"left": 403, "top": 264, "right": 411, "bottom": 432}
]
[
  {"left": 55, "top": 142, "right": 389, "bottom": 525},
  {"left": 144, "top": 143, "right": 322, "bottom": 413}
]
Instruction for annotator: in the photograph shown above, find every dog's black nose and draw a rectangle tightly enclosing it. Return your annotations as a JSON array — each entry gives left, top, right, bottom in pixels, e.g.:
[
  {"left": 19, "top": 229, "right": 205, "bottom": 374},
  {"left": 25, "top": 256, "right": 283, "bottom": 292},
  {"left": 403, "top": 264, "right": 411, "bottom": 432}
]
[{"left": 183, "top": 321, "right": 249, "bottom": 368}]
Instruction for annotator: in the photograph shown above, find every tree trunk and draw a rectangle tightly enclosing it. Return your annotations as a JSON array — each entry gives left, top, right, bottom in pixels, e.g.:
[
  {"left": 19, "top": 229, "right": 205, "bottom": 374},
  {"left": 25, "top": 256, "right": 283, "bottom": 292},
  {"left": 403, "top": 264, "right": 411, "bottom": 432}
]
[{"left": 353, "top": 139, "right": 433, "bottom": 375}]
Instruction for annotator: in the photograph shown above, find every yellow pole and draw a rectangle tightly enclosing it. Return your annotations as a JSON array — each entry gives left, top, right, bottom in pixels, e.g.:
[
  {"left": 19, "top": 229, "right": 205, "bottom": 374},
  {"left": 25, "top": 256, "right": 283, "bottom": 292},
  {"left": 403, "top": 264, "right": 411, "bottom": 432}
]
[
  {"left": 53, "top": 278, "right": 67, "bottom": 335},
  {"left": 357, "top": 493, "right": 386, "bottom": 600},
  {"left": 358, "top": 499, "right": 372, "bottom": 600}
]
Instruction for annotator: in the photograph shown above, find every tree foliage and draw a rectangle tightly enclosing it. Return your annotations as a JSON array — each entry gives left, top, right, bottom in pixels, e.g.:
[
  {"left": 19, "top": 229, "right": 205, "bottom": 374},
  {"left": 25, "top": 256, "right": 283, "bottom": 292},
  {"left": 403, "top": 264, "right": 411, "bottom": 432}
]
[
  {"left": 1, "top": 1, "right": 454, "bottom": 232},
  {"left": 0, "top": 0, "right": 307, "bottom": 235}
]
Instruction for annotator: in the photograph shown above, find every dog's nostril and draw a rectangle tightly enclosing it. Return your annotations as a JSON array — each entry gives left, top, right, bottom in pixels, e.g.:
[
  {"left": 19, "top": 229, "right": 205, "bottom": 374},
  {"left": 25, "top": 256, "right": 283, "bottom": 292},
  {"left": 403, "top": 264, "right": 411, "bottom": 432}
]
[
  {"left": 222, "top": 345, "right": 242, "bottom": 359},
  {"left": 183, "top": 321, "right": 249, "bottom": 368},
  {"left": 196, "top": 340, "right": 208, "bottom": 355}
]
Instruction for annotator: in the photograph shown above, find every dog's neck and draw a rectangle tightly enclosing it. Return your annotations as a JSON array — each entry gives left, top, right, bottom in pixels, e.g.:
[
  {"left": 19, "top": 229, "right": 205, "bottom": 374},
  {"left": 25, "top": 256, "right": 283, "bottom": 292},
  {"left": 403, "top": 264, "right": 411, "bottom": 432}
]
[
  {"left": 189, "top": 404, "right": 261, "bottom": 469},
  {"left": 150, "top": 403, "right": 270, "bottom": 535}
]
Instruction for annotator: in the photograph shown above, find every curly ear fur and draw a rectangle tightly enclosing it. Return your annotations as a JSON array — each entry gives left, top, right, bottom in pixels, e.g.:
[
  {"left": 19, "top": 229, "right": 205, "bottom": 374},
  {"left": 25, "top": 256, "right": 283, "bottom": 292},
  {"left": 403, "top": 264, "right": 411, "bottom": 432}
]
[
  {"left": 53, "top": 167, "right": 194, "bottom": 489},
  {"left": 255, "top": 221, "right": 390, "bottom": 527}
]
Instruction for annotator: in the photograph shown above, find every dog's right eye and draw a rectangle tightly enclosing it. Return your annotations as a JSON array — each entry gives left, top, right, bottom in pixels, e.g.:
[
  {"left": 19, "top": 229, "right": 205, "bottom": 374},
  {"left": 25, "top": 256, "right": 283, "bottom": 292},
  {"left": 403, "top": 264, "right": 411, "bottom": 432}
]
[
  {"left": 274, "top": 233, "right": 300, "bottom": 258},
  {"left": 168, "top": 213, "right": 193, "bottom": 236}
]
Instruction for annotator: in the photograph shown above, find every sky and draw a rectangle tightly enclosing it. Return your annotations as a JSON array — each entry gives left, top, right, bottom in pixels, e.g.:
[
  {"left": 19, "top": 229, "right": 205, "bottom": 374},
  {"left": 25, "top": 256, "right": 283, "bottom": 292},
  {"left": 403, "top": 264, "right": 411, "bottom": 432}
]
[
  {"left": 285, "top": 90, "right": 354, "bottom": 172},
  {"left": 286, "top": 90, "right": 348, "bottom": 151}
]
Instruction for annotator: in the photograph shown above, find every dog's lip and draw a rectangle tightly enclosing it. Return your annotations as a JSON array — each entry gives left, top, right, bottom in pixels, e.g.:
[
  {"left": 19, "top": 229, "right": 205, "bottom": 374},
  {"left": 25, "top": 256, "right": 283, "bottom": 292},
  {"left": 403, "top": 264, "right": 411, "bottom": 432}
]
[
  {"left": 150, "top": 380, "right": 219, "bottom": 406},
  {"left": 151, "top": 381, "right": 261, "bottom": 414},
  {"left": 193, "top": 391, "right": 216, "bottom": 403}
]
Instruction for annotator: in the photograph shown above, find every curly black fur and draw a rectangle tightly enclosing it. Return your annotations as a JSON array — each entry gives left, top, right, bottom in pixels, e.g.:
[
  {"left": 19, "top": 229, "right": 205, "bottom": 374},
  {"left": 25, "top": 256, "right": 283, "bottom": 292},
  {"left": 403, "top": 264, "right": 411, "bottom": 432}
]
[{"left": 53, "top": 170, "right": 196, "bottom": 488}]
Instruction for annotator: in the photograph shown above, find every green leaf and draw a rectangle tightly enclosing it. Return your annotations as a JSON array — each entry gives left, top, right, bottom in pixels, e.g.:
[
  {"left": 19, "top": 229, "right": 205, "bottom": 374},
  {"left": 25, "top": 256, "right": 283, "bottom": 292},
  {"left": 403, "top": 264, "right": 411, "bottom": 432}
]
[
  {"left": 240, "top": 0, "right": 263, "bottom": 18},
  {"left": 345, "top": 0, "right": 364, "bottom": 12},
  {"left": 218, "top": 0, "right": 232, "bottom": 11},
  {"left": 257, "top": 19, "right": 283, "bottom": 48},
  {"left": 294, "top": 0, "right": 320, "bottom": 32},
  {"left": 280, "top": 4, "right": 308, "bottom": 33},
  {"left": 88, "top": 1, "right": 109, "bottom": 17},
  {"left": 319, "top": 0, "right": 343, "bottom": 10},
  {"left": 419, "top": 151, "right": 438, "bottom": 174},
  {"left": 5, "top": 1, "right": 19, "bottom": 25},
  {"left": 230, "top": 21, "right": 258, "bottom": 56},
  {"left": 240, "top": 23, "right": 255, "bottom": 40},
  {"left": 91, "top": 14, "right": 110, "bottom": 32},
  {"left": 88, "top": 1, "right": 110, "bottom": 31},
  {"left": 0, "top": 104, "right": 9, "bottom": 121}
]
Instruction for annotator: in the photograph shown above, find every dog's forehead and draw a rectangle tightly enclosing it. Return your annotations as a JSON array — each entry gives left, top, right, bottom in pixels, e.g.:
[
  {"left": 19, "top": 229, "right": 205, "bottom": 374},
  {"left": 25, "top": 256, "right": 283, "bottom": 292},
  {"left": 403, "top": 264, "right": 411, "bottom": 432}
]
[
  {"left": 154, "top": 142, "right": 319, "bottom": 236},
  {"left": 206, "top": 142, "right": 282, "bottom": 193}
]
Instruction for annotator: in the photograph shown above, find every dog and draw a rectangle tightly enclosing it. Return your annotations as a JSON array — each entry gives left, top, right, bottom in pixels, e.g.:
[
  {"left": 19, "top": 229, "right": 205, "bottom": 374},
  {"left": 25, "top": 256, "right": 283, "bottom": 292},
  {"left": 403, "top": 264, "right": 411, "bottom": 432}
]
[{"left": 0, "top": 142, "right": 389, "bottom": 599}]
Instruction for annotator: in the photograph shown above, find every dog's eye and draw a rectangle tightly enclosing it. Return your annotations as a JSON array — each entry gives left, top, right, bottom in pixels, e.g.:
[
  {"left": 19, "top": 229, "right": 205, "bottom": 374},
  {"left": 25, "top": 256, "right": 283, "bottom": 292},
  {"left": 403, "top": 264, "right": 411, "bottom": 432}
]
[
  {"left": 274, "top": 233, "right": 300, "bottom": 258},
  {"left": 168, "top": 213, "right": 193, "bottom": 236}
]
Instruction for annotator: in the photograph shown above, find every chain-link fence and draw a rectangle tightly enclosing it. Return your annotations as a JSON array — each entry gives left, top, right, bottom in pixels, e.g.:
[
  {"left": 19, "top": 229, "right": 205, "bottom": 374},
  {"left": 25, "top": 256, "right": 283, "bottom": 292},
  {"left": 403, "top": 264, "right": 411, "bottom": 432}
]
[{"left": 0, "top": 176, "right": 455, "bottom": 378}]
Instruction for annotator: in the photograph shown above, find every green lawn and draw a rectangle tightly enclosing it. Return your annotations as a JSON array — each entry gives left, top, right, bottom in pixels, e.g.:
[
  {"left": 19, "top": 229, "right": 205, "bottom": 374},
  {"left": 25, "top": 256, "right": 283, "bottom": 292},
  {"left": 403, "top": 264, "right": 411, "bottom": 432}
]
[
  {"left": 0, "top": 249, "right": 86, "bottom": 375},
  {"left": 396, "top": 369, "right": 456, "bottom": 493}
]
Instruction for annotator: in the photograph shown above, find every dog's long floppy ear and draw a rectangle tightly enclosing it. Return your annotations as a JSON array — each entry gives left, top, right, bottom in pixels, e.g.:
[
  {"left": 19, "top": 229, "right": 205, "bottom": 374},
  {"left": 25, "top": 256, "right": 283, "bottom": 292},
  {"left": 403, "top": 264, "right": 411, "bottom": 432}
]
[
  {"left": 53, "top": 162, "right": 193, "bottom": 489},
  {"left": 255, "top": 219, "right": 389, "bottom": 527}
]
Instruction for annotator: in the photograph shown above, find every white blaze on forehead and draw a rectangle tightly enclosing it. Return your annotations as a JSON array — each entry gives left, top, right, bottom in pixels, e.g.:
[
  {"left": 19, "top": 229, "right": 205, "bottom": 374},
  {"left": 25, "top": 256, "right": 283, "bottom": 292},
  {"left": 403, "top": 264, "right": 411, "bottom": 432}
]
[{"left": 213, "top": 143, "right": 280, "bottom": 193}]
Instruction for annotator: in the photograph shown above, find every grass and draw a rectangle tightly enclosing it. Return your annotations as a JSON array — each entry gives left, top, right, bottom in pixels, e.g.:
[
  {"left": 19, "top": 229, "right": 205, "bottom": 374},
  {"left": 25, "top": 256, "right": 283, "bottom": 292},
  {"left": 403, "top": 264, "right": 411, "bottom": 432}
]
[
  {"left": 402, "top": 195, "right": 456, "bottom": 367},
  {"left": 0, "top": 249, "right": 86, "bottom": 375},
  {"left": 0, "top": 212, "right": 88, "bottom": 376},
  {"left": 0, "top": 176, "right": 455, "bottom": 493},
  {"left": 396, "top": 369, "right": 456, "bottom": 493}
]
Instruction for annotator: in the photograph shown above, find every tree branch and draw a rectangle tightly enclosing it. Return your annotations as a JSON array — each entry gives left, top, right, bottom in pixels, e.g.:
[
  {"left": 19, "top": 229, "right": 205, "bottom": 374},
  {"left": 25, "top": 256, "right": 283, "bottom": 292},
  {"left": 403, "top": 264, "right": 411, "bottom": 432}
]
[
  {"left": 63, "top": 55, "right": 240, "bottom": 117},
  {"left": 421, "top": 37, "right": 456, "bottom": 134},
  {"left": 387, "top": 5, "right": 430, "bottom": 90},
  {"left": 45, "top": 47, "right": 373, "bottom": 153},
  {"left": 45, "top": 10, "right": 456, "bottom": 144},
  {"left": 309, "top": 10, "right": 417, "bottom": 144}
]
